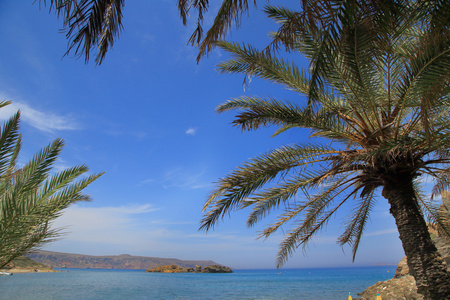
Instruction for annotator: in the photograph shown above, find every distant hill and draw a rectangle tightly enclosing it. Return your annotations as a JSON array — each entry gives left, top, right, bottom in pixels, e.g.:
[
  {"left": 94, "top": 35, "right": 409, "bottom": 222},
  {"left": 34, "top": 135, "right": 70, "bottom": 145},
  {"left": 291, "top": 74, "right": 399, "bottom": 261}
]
[{"left": 26, "top": 250, "right": 219, "bottom": 270}]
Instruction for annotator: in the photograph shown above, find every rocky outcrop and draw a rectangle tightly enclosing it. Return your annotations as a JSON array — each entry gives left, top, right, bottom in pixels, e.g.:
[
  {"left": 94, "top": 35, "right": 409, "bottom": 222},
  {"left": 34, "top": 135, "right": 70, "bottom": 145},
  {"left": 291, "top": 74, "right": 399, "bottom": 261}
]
[
  {"left": 146, "top": 264, "right": 233, "bottom": 273},
  {"left": 145, "top": 265, "right": 195, "bottom": 273},
  {"left": 358, "top": 237, "right": 450, "bottom": 300},
  {"left": 201, "top": 265, "right": 233, "bottom": 273},
  {"left": 394, "top": 257, "right": 409, "bottom": 278},
  {"left": 358, "top": 275, "right": 420, "bottom": 299}
]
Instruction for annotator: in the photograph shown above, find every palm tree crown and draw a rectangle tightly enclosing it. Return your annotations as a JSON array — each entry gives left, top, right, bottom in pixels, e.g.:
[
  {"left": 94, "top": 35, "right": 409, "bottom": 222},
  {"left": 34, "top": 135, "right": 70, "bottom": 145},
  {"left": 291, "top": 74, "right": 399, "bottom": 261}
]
[{"left": 201, "top": 1, "right": 450, "bottom": 298}]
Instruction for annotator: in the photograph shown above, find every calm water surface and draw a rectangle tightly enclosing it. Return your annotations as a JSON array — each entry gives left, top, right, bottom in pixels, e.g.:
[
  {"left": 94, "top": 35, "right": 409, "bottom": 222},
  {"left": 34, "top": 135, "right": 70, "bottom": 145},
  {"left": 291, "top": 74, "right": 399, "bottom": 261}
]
[{"left": 0, "top": 266, "right": 395, "bottom": 299}]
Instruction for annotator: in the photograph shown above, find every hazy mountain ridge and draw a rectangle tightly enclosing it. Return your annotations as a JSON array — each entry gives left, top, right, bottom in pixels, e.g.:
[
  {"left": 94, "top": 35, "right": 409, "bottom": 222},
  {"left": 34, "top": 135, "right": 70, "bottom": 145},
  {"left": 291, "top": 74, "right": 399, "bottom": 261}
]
[{"left": 27, "top": 250, "right": 218, "bottom": 270}]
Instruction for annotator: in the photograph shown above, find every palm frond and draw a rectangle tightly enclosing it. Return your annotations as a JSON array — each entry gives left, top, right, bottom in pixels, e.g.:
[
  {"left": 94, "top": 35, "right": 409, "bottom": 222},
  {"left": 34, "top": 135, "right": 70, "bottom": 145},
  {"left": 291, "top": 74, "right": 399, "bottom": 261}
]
[
  {"left": 245, "top": 170, "right": 327, "bottom": 228},
  {"left": 338, "top": 190, "right": 376, "bottom": 260},
  {"left": 393, "top": 28, "right": 450, "bottom": 138},
  {"left": 216, "top": 41, "right": 311, "bottom": 94},
  {"left": 183, "top": 0, "right": 256, "bottom": 62},
  {"left": 422, "top": 187, "right": 450, "bottom": 240},
  {"left": 275, "top": 178, "right": 355, "bottom": 267},
  {"left": 40, "top": 0, "right": 125, "bottom": 65},
  {"left": 18, "top": 138, "right": 64, "bottom": 194},
  {"left": 217, "top": 96, "right": 366, "bottom": 145},
  {"left": 200, "top": 143, "right": 338, "bottom": 231},
  {"left": 0, "top": 112, "right": 20, "bottom": 177},
  {"left": 37, "top": 165, "right": 89, "bottom": 201},
  {"left": 431, "top": 169, "right": 450, "bottom": 200},
  {"left": 217, "top": 96, "right": 308, "bottom": 132}
]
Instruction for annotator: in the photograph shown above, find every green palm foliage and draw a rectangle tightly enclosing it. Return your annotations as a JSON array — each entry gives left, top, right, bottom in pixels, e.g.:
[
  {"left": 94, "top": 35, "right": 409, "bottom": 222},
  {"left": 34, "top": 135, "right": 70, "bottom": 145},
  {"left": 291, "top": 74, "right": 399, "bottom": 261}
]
[
  {"left": 0, "top": 101, "right": 103, "bottom": 269},
  {"left": 201, "top": 1, "right": 450, "bottom": 298}
]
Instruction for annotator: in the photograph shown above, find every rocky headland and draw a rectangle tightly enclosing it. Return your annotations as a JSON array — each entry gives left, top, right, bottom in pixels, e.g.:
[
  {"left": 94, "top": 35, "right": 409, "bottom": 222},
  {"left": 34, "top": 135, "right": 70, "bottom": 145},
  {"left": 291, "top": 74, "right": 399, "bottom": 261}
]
[{"left": 146, "top": 264, "right": 233, "bottom": 273}]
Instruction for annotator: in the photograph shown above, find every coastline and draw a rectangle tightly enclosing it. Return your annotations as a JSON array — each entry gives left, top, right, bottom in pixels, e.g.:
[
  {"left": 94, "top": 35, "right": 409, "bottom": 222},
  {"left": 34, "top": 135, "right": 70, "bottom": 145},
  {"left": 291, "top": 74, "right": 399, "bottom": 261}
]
[
  {"left": 1, "top": 266, "right": 395, "bottom": 299},
  {"left": 1, "top": 268, "right": 57, "bottom": 273}
]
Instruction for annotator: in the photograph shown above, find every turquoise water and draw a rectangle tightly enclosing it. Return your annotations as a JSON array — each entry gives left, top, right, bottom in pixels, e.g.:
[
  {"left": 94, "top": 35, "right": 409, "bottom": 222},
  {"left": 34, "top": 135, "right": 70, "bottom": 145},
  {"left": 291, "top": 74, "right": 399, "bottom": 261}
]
[{"left": 0, "top": 266, "right": 395, "bottom": 299}]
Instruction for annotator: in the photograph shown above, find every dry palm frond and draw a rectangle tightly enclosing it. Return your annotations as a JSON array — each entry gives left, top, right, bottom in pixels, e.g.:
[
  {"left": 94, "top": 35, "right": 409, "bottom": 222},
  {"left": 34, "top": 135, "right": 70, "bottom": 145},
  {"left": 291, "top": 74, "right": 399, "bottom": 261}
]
[{"left": 39, "top": 0, "right": 125, "bottom": 65}]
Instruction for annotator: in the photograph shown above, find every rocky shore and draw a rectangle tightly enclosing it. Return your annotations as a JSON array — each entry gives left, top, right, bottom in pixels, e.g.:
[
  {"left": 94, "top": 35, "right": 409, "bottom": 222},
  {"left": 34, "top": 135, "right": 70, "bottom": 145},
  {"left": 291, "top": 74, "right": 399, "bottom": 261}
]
[
  {"left": 358, "top": 237, "right": 450, "bottom": 299},
  {"left": 146, "top": 264, "right": 233, "bottom": 273}
]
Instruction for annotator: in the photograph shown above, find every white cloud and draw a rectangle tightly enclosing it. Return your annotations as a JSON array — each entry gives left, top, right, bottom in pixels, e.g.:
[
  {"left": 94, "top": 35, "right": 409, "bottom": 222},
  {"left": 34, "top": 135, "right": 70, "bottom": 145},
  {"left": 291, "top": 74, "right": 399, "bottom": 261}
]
[
  {"left": 185, "top": 127, "right": 197, "bottom": 135},
  {"left": 44, "top": 203, "right": 403, "bottom": 268},
  {"left": 49, "top": 204, "right": 161, "bottom": 245},
  {"left": 142, "top": 167, "right": 211, "bottom": 190},
  {"left": 0, "top": 100, "right": 78, "bottom": 132}
]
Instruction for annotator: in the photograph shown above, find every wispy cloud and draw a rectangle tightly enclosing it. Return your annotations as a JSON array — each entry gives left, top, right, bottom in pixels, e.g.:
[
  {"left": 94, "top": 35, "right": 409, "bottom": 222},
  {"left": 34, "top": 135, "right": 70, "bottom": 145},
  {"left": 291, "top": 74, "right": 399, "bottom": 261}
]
[
  {"left": 365, "top": 228, "right": 398, "bottom": 237},
  {"left": 185, "top": 127, "right": 197, "bottom": 135},
  {"left": 139, "top": 167, "right": 211, "bottom": 190},
  {"left": 185, "top": 233, "right": 237, "bottom": 239},
  {"left": 0, "top": 100, "right": 79, "bottom": 132},
  {"left": 161, "top": 168, "right": 209, "bottom": 189},
  {"left": 138, "top": 178, "right": 155, "bottom": 186},
  {"left": 50, "top": 158, "right": 75, "bottom": 174}
]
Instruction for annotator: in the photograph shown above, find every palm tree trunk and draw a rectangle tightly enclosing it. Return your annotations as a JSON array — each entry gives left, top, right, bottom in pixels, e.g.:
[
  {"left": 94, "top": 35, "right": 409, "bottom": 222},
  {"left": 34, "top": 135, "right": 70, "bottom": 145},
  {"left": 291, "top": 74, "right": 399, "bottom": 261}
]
[{"left": 382, "top": 175, "right": 450, "bottom": 300}]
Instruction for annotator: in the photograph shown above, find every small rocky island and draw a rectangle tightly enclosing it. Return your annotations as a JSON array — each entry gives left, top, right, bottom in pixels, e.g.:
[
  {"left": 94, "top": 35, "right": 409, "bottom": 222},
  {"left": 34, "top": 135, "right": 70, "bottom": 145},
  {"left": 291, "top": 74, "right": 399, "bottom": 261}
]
[{"left": 146, "top": 264, "right": 233, "bottom": 273}]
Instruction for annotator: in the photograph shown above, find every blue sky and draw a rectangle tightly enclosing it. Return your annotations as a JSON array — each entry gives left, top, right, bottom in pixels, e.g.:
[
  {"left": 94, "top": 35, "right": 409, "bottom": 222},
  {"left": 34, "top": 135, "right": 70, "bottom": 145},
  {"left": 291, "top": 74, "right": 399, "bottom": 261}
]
[{"left": 0, "top": 1, "right": 405, "bottom": 269}]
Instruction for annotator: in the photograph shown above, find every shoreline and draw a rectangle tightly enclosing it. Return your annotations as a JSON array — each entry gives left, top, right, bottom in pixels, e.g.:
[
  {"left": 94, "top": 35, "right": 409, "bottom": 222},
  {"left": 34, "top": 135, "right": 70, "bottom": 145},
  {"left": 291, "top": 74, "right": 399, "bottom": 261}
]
[{"left": 1, "top": 268, "right": 58, "bottom": 273}]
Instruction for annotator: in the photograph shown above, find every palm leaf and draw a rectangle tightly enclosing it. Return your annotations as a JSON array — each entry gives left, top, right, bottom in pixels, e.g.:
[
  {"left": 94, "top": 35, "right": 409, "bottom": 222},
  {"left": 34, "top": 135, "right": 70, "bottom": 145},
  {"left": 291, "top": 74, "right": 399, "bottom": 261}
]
[
  {"left": 0, "top": 105, "right": 103, "bottom": 268},
  {"left": 201, "top": 143, "right": 338, "bottom": 231},
  {"left": 39, "top": 0, "right": 125, "bottom": 65}
]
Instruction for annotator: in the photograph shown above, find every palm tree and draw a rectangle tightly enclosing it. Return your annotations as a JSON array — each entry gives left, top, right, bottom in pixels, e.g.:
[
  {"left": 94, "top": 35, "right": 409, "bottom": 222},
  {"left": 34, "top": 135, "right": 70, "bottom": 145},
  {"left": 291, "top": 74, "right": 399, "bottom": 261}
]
[
  {"left": 0, "top": 101, "right": 103, "bottom": 269},
  {"left": 200, "top": 2, "right": 450, "bottom": 299}
]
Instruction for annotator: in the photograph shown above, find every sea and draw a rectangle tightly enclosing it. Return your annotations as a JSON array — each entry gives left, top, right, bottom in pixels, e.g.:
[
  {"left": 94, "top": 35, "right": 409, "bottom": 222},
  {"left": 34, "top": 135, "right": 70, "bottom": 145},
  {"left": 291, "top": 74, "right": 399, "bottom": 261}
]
[{"left": 0, "top": 266, "right": 396, "bottom": 299}]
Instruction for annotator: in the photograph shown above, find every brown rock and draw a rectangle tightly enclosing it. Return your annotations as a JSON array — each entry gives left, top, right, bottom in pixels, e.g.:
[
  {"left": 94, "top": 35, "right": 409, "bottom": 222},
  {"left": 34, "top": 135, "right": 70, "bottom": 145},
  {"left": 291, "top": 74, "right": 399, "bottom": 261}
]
[
  {"left": 359, "top": 275, "right": 421, "bottom": 300},
  {"left": 146, "top": 265, "right": 194, "bottom": 273},
  {"left": 146, "top": 264, "right": 233, "bottom": 273},
  {"left": 394, "top": 257, "right": 409, "bottom": 278},
  {"left": 359, "top": 237, "right": 449, "bottom": 300},
  {"left": 201, "top": 265, "right": 233, "bottom": 273}
]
